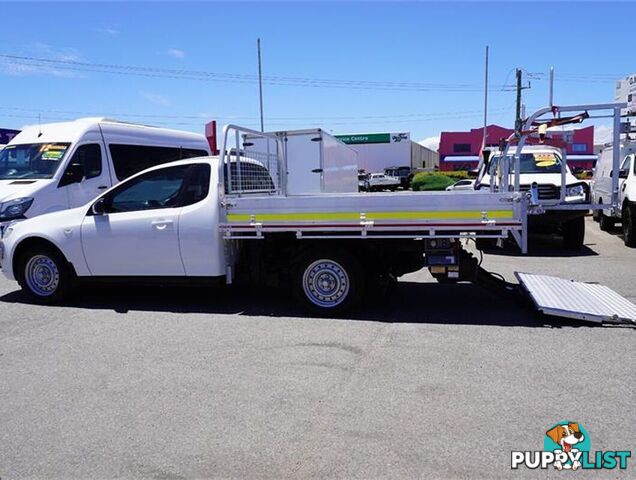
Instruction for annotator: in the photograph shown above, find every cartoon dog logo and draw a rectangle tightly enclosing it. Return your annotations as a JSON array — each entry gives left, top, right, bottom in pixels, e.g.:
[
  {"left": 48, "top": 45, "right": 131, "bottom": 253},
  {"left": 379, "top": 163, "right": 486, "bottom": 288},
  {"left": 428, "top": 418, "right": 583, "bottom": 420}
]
[{"left": 546, "top": 422, "right": 585, "bottom": 470}]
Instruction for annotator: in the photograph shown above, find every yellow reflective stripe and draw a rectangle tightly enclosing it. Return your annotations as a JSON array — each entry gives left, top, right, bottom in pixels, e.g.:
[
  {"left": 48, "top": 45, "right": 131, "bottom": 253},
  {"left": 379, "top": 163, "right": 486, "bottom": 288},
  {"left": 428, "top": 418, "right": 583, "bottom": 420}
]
[{"left": 227, "top": 210, "right": 514, "bottom": 222}]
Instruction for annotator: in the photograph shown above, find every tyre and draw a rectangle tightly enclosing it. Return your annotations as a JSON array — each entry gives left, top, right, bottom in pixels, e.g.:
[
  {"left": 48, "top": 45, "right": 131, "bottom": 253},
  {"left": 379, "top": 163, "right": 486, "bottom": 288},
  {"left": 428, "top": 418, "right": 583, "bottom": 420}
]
[
  {"left": 599, "top": 210, "right": 614, "bottom": 232},
  {"left": 592, "top": 208, "right": 600, "bottom": 222},
  {"left": 293, "top": 249, "right": 364, "bottom": 314},
  {"left": 623, "top": 205, "right": 636, "bottom": 247},
  {"left": 562, "top": 216, "right": 585, "bottom": 250},
  {"left": 16, "top": 246, "right": 72, "bottom": 304}
]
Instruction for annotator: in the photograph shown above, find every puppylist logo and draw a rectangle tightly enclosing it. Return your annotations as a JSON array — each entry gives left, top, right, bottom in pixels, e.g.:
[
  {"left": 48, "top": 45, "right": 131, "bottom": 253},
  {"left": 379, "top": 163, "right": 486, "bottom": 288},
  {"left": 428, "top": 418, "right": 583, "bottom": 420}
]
[{"left": 511, "top": 421, "right": 631, "bottom": 471}]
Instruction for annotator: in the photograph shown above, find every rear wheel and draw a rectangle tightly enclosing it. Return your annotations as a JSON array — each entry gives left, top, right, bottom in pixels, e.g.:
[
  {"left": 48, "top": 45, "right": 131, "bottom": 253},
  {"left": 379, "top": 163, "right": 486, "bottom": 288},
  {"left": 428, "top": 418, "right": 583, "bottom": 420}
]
[
  {"left": 293, "top": 249, "right": 364, "bottom": 314},
  {"left": 562, "top": 216, "right": 585, "bottom": 250},
  {"left": 623, "top": 205, "right": 636, "bottom": 247},
  {"left": 599, "top": 210, "right": 615, "bottom": 232},
  {"left": 17, "top": 247, "right": 72, "bottom": 304}
]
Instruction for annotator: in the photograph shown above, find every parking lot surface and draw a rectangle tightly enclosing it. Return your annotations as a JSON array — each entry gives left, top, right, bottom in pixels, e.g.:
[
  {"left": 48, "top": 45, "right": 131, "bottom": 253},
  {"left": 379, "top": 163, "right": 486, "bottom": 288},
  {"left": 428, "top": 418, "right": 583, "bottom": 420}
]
[{"left": 0, "top": 218, "right": 634, "bottom": 479}]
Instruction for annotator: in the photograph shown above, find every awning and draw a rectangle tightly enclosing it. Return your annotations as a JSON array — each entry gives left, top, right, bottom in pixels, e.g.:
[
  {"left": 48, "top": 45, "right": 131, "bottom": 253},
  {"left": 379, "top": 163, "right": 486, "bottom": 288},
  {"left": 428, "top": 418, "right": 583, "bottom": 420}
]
[{"left": 442, "top": 156, "right": 480, "bottom": 162}]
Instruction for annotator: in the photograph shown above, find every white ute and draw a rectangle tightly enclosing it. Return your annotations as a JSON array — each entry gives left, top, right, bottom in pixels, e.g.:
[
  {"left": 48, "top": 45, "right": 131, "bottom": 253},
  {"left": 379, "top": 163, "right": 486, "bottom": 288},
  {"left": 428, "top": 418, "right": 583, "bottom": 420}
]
[
  {"left": 0, "top": 118, "right": 210, "bottom": 231},
  {"left": 478, "top": 145, "right": 589, "bottom": 249},
  {"left": 1, "top": 122, "right": 635, "bottom": 323}
]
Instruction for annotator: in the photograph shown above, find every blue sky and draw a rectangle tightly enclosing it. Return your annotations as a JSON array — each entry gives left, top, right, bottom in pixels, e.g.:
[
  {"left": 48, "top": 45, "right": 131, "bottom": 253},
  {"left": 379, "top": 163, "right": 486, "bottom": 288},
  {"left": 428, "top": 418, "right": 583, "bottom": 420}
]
[{"left": 0, "top": 1, "right": 633, "bottom": 147}]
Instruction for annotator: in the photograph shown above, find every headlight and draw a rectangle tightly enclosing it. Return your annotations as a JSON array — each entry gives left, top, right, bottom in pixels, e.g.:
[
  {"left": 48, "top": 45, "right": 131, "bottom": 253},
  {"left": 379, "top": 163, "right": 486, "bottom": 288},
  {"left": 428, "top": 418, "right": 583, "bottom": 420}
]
[
  {"left": 0, "top": 197, "right": 34, "bottom": 220},
  {"left": 566, "top": 184, "right": 585, "bottom": 197}
]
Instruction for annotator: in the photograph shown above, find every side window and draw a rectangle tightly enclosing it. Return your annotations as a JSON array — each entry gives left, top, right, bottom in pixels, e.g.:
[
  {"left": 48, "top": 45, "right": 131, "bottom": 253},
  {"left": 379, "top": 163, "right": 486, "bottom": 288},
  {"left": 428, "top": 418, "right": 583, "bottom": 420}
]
[
  {"left": 71, "top": 144, "right": 102, "bottom": 179},
  {"left": 106, "top": 165, "right": 190, "bottom": 213},
  {"left": 181, "top": 164, "right": 211, "bottom": 206},
  {"left": 620, "top": 155, "right": 632, "bottom": 174},
  {"left": 109, "top": 144, "right": 209, "bottom": 181}
]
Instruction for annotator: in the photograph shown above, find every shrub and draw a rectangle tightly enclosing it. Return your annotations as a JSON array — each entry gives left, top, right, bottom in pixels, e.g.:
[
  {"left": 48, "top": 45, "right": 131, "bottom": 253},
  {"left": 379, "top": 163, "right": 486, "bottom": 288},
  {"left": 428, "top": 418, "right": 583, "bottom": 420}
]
[{"left": 410, "top": 171, "right": 469, "bottom": 191}]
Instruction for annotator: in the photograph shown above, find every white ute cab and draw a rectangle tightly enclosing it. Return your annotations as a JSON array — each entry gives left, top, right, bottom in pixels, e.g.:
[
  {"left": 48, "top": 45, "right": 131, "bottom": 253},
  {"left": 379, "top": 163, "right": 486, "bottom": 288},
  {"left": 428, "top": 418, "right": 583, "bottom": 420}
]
[
  {"left": 478, "top": 145, "right": 589, "bottom": 249},
  {"left": 1, "top": 158, "right": 224, "bottom": 303},
  {"left": 0, "top": 118, "right": 210, "bottom": 231}
]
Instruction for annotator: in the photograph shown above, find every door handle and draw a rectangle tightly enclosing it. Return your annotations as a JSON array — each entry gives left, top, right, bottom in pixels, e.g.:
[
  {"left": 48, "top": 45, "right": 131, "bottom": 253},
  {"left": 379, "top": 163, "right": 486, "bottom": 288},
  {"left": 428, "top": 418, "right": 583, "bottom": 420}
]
[
  {"left": 97, "top": 185, "right": 108, "bottom": 190},
  {"left": 152, "top": 219, "right": 173, "bottom": 230}
]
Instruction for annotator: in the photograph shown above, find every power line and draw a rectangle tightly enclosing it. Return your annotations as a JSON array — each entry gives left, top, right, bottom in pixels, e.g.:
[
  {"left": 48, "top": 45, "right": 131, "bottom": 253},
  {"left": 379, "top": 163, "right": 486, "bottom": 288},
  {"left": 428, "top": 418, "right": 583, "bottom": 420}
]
[
  {"left": 0, "top": 105, "right": 511, "bottom": 122},
  {"left": 0, "top": 54, "right": 516, "bottom": 92},
  {"left": 0, "top": 108, "right": 515, "bottom": 128}
]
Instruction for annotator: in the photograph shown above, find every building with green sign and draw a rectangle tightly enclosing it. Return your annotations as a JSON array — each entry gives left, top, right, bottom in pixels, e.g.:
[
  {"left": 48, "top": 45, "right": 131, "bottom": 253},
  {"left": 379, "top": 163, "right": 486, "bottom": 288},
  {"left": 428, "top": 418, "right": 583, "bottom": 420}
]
[{"left": 335, "top": 131, "right": 438, "bottom": 173}]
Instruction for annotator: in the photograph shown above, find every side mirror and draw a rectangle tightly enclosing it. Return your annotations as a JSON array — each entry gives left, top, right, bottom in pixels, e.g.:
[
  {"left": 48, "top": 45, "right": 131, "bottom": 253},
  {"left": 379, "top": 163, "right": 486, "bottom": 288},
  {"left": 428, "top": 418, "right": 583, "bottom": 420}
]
[
  {"left": 619, "top": 169, "right": 629, "bottom": 179},
  {"left": 59, "top": 163, "right": 84, "bottom": 187},
  {"left": 91, "top": 197, "right": 107, "bottom": 215}
]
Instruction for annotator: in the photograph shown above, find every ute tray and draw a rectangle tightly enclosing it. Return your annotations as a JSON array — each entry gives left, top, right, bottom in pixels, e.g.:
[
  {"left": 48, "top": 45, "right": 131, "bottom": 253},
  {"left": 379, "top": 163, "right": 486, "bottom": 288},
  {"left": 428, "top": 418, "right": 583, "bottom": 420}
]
[{"left": 515, "top": 272, "right": 636, "bottom": 324}]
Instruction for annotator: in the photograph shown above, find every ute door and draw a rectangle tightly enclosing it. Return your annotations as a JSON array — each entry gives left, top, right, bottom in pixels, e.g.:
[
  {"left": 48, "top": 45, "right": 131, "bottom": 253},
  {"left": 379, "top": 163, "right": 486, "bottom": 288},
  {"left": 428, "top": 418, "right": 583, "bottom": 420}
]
[{"left": 80, "top": 164, "right": 193, "bottom": 276}]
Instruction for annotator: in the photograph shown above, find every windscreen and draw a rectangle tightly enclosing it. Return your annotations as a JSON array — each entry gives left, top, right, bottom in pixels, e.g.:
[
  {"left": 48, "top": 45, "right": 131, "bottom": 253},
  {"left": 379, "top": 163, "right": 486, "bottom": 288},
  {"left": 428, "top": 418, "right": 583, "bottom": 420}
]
[
  {"left": 489, "top": 152, "right": 563, "bottom": 175},
  {"left": 0, "top": 143, "right": 71, "bottom": 180}
]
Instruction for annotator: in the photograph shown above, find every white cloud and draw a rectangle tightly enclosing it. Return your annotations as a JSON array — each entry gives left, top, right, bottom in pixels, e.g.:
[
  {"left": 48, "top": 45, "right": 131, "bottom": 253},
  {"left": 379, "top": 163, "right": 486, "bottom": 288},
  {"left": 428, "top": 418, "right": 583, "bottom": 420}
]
[
  {"left": 594, "top": 125, "right": 613, "bottom": 145},
  {"left": 96, "top": 27, "right": 121, "bottom": 36},
  {"left": 167, "top": 48, "right": 185, "bottom": 59},
  {"left": 142, "top": 92, "right": 171, "bottom": 106},
  {"left": 1, "top": 42, "right": 82, "bottom": 78},
  {"left": 418, "top": 135, "right": 440, "bottom": 151}
]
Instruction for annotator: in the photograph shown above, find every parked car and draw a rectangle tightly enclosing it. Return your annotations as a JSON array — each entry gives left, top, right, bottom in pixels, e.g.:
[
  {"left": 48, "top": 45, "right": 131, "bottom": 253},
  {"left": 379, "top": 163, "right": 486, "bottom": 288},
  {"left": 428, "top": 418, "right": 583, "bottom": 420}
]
[
  {"left": 477, "top": 145, "right": 589, "bottom": 249},
  {"left": 445, "top": 179, "right": 476, "bottom": 191},
  {"left": 591, "top": 141, "right": 636, "bottom": 246},
  {"left": 384, "top": 166, "right": 411, "bottom": 188},
  {"left": 365, "top": 172, "right": 401, "bottom": 192},
  {"left": 0, "top": 118, "right": 210, "bottom": 232},
  {"left": 358, "top": 172, "right": 369, "bottom": 191}
]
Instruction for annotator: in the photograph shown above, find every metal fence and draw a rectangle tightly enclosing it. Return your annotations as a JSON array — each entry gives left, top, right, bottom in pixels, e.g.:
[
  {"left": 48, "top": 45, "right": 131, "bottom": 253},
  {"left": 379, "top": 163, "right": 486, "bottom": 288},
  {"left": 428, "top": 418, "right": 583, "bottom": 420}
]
[{"left": 220, "top": 125, "right": 283, "bottom": 195}]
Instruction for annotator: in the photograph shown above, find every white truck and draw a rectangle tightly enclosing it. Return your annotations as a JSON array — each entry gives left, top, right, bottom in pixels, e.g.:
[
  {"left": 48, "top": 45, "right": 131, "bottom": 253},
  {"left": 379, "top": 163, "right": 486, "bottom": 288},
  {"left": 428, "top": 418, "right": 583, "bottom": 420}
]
[
  {"left": 477, "top": 145, "right": 589, "bottom": 249},
  {"left": 0, "top": 118, "right": 210, "bottom": 231},
  {"left": 591, "top": 141, "right": 636, "bottom": 246},
  {"left": 1, "top": 121, "right": 635, "bottom": 324}
]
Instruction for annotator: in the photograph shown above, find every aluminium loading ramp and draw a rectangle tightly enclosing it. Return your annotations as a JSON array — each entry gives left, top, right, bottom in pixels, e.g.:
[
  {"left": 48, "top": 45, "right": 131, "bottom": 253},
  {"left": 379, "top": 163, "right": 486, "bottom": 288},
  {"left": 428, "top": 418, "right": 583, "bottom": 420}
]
[{"left": 515, "top": 272, "right": 636, "bottom": 325}]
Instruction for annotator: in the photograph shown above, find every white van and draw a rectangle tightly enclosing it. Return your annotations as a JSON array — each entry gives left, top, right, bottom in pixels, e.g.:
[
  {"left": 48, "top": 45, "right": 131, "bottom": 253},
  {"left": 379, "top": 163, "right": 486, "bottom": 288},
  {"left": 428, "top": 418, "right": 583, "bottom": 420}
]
[
  {"left": 591, "top": 141, "right": 636, "bottom": 246},
  {"left": 0, "top": 118, "right": 210, "bottom": 230},
  {"left": 477, "top": 145, "right": 589, "bottom": 249}
]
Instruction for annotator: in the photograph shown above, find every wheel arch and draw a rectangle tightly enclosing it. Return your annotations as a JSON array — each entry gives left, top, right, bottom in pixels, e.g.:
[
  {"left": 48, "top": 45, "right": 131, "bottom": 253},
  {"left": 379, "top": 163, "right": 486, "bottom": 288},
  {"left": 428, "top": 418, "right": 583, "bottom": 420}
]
[{"left": 12, "top": 237, "right": 76, "bottom": 280}]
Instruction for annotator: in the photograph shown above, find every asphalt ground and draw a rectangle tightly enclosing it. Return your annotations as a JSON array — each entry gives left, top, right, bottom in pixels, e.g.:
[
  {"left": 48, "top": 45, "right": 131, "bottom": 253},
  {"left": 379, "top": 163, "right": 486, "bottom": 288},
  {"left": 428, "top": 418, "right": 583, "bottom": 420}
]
[{"left": 0, "top": 217, "right": 634, "bottom": 479}]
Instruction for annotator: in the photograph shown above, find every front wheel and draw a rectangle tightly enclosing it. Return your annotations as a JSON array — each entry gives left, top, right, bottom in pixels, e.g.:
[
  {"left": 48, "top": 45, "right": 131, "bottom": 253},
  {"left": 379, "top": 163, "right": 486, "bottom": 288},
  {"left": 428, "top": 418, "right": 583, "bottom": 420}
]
[
  {"left": 17, "top": 247, "right": 72, "bottom": 304},
  {"left": 293, "top": 249, "right": 364, "bottom": 314},
  {"left": 562, "top": 216, "right": 585, "bottom": 250},
  {"left": 623, "top": 205, "right": 636, "bottom": 247}
]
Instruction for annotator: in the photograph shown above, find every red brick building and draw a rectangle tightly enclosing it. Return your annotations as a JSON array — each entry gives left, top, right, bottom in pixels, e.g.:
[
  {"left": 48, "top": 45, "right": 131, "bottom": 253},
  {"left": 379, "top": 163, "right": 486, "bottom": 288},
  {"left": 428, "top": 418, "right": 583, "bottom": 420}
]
[{"left": 438, "top": 124, "right": 596, "bottom": 171}]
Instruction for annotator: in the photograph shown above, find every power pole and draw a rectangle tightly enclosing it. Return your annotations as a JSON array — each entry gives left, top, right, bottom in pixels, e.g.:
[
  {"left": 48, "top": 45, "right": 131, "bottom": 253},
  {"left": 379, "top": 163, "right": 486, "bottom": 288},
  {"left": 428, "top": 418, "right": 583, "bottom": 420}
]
[
  {"left": 515, "top": 68, "right": 522, "bottom": 138},
  {"left": 482, "top": 45, "right": 489, "bottom": 148},
  {"left": 257, "top": 38, "right": 264, "bottom": 132},
  {"left": 549, "top": 66, "right": 554, "bottom": 107}
]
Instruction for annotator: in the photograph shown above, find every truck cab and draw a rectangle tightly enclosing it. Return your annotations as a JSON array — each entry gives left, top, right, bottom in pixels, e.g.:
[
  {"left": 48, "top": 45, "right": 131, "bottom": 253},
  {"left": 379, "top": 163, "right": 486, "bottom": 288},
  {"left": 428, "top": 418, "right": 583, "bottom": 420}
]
[{"left": 477, "top": 145, "right": 589, "bottom": 249}]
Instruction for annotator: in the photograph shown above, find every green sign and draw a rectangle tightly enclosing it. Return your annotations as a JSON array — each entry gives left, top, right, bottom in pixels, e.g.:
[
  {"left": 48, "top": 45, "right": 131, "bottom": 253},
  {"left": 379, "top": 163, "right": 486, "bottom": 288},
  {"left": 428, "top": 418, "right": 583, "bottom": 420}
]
[{"left": 335, "top": 133, "right": 391, "bottom": 145}]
